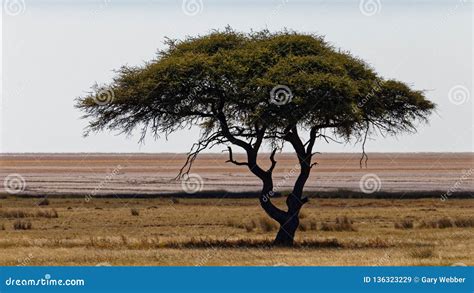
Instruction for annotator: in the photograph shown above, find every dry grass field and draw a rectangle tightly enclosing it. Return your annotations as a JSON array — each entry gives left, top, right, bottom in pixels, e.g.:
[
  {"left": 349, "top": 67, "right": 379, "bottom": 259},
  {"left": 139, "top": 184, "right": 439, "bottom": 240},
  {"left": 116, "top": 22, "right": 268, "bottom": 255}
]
[
  {"left": 0, "top": 153, "right": 472, "bottom": 266},
  {"left": 0, "top": 197, "right": 472, "bottom": 266}
]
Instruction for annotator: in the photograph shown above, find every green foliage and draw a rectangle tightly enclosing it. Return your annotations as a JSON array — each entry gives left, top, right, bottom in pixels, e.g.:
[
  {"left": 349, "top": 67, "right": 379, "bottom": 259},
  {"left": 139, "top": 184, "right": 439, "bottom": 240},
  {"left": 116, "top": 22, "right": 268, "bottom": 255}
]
[{"left": 76, "top": 27, "right": 434, "bottom": 149}]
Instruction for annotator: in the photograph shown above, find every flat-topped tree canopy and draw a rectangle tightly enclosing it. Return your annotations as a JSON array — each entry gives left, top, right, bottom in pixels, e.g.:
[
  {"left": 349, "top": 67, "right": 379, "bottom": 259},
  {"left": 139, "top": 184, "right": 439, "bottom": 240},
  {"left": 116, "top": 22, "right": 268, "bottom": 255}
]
[
  {"left": 77, "top": 28, "right": 435, "bottom": 245},
  {"left": 77, "top": 27, "right": 433, "bottom": 145}
]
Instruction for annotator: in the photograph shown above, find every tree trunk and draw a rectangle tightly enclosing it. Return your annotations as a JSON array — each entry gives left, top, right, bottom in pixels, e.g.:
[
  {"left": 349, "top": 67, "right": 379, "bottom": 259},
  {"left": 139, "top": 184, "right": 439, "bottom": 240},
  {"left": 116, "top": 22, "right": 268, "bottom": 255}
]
[
  {"left": 242, "top": 129, "right": 312, "bottom": 247},
  {"left": 257, "top": 177, "right": 299, "bottom": 246},
  {"left": 274, "top": 214, "right": 299, "bottom": 246},
  {"left": 258, "top": 176, "right": 308, "bottom": 246},
  {"left": 273, "top": 191, "right": 304, "bottom": 246},
  {"left": 259, "top": 178, "right": 287, "bottom": 225},
  {"left": 256, "top": 178, "right": 306, "bottom": 246}
]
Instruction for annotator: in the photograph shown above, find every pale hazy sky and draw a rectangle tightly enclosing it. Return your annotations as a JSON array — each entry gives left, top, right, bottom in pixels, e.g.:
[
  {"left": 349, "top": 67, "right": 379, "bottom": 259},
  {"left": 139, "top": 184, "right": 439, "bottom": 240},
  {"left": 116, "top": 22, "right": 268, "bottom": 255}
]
[{"left": 1, "top": 0, "right": 472, "bottom": 153}]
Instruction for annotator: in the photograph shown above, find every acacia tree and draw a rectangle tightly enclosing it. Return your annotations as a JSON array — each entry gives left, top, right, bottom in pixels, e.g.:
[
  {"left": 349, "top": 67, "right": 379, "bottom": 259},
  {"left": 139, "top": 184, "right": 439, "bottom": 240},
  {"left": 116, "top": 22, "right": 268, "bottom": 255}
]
[{"left": 76, "top": 28, "right": 434, "bottom": 246}]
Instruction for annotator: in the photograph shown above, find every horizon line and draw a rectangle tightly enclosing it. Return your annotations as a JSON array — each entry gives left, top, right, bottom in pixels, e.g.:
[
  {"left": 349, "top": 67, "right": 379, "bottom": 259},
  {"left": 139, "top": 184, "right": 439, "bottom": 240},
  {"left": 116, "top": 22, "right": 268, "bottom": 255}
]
[{"left": 0, "top": 151, "right": 472, "bottom": 155}]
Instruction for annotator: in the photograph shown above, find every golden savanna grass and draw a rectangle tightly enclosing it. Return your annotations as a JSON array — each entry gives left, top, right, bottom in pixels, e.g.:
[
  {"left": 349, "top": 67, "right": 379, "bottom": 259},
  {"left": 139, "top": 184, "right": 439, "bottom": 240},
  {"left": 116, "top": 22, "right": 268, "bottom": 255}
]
[{"left": 0, "top": 197, "right": 472, "bottom": 266}]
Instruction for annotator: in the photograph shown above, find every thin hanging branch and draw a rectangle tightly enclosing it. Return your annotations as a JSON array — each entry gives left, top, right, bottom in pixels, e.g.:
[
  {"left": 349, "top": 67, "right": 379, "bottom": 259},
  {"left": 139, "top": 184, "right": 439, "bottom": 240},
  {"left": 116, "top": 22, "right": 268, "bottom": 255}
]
[
  {"left": 359, "top": 121, "right": 370, "bottom": 168},
  {"left": 176, "top": 131, "right": 227, "bottom": 179}
]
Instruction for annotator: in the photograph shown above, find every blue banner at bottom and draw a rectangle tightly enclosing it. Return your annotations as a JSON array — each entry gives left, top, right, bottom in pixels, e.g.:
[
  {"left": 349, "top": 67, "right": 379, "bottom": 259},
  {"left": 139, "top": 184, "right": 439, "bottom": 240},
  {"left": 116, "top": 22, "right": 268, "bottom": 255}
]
[{"left": 0, "top": 266, "right": 472, "bottom": 292}]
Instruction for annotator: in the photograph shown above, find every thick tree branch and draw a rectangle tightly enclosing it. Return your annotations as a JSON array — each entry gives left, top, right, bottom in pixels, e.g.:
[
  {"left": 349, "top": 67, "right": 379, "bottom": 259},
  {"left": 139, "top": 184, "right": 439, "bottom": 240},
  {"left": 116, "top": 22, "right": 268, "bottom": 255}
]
[
  {"left": 225, "top": 146, "right": 249, "bottom": 166},
  {"left": 306, "top": 127, "right": 318, "bottom": 156},
  {"left": 284, "top": 126, "right": 307, "bottom": 166},
  {"left": 216, "top": 105, "right": 287, "bottom": 223},
  {"left": 253, "top": 124, "right": 267, "bottom": 151},
  {"left": 216, "top": 112, "right": 252, "bottom": 152},
  {"left": 267, "top": 149, "right": 277, "bottom": 173}
]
